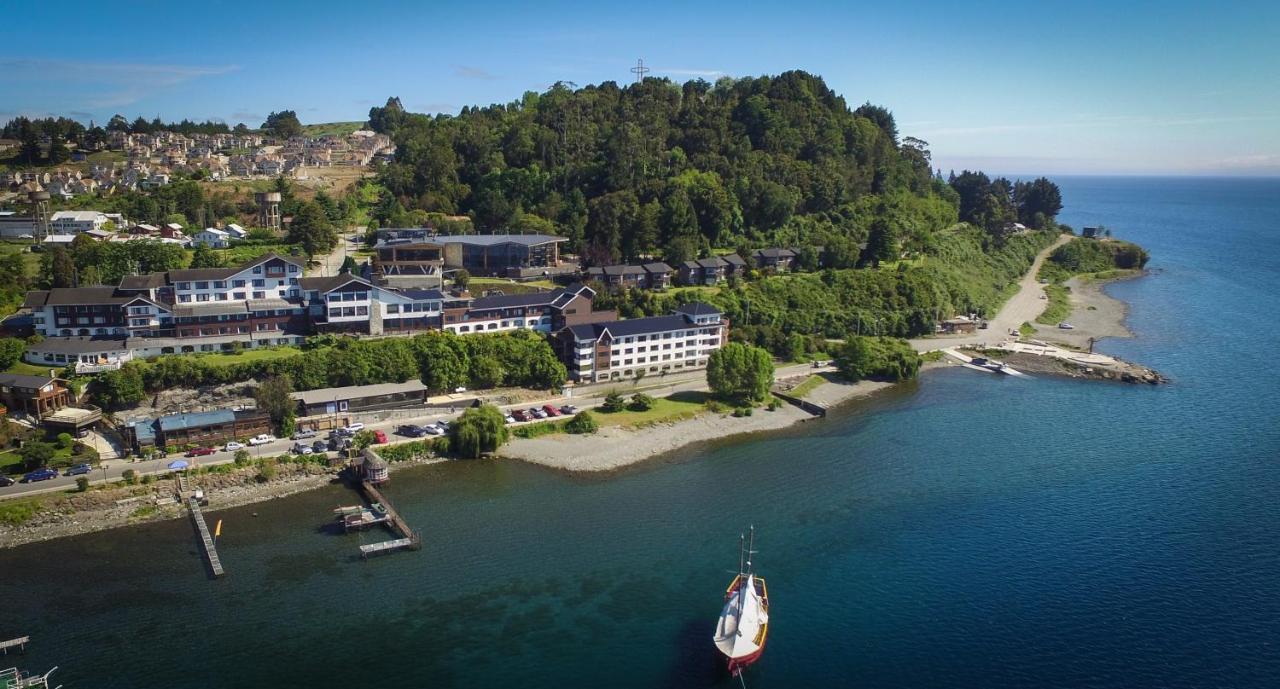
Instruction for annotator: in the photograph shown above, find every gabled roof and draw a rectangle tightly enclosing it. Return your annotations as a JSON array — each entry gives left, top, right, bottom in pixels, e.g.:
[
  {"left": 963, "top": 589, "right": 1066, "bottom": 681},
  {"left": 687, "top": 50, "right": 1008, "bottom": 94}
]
[
  {"left": 753, "top": 247, "right": 797, "bottom": 259},
  {"left": 28, "top": 336, "right": 132, "bottom": 354},
  {"left": 397, "top": 288, "right": 445, "bottom": 301},
  {"left": 674, "top": 302, "right": 722, "bottom": 318},
  {"left": 697, "top": 256, "right": 729, "bottom": 269},
  {"left": 470, "top": 290, "right": 561, "bottom": 310},
  {"left": 29, "top": 286, "right": 131, "bottom": 306},
  {"left": 643, "top": 262, "right": 673, "bottom": 273},
  {"left": 298, "top": 274, "right": 372, "bottom": 293},
  {"left": 0, "top": 373, "right": 58, "bottom": 390},
  {"left": 566, "top": 314, "right": 695, "bottom": 341},
  {"left": 722, "top": 253, "right": 748, "bottom": 266},
  {"left": 157, "top": 409, "right": 236, "bottom": 432},
  {"left": 118, "top": 273, "right": 167, "bottom": 290}
]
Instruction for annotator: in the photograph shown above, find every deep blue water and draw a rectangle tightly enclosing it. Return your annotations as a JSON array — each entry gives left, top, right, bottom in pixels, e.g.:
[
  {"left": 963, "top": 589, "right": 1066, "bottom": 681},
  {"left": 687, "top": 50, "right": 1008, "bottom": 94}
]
[{"left": 2, "top": 177, "right": 1279, "bottom": 688}]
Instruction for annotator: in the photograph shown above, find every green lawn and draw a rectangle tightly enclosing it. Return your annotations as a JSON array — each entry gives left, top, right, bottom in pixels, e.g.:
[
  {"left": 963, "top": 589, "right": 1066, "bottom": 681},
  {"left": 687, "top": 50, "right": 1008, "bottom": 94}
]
[
  {"left": 211, "top": 243, "right": 300, "bottom": 265},
  {"left": 3, "top": 360, "right": 59, "bottom": 377},
  {"left": 1035, "top": 284, "right": 1073, "bottom": 325},
  {"left": 300, "top": 121, "right": 366, "bottom": 137},
  {"left": 788, "top": 375, "right": 826, "bottom": 399},
  {"left": 467, "top": 278, "right": 554, "bottom": 295},
  {"left": 0, "top": 451, "right": 22, "bottom": 474},
  {"left": 594, "top": 391, "right": 709, "bottom": 428},
  {"left": 183, "top": 346, "right": 302, "bottom": 367}
]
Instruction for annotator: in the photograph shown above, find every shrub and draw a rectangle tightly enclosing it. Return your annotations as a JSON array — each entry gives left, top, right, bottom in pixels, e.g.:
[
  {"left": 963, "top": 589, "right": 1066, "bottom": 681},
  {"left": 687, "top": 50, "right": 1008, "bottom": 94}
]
[
  {"left": 704, "top": 398, "right": 729, "bottom": 413},
  {"left": 122, "top": 469, "right": 137, "bottom": 485},
  {"left": 75, "top": 476, "right": 90, "bottom": 492},
  {"left": 56, "top": 432, "right": 74, "bottom": 450},
  {"left": 732, "top": 407, "right": 754, "bottom": 417},
  {"left": 234, "top": 449, "right": 252, "bottom": 466},
  {"left": 767, "top": 399, "right": 781, "bottom": 411},
  {"left": 565, "top": 410, "right": 599, "bottom": 434},
  {"left": 141, "top": 473, "right": 154, "bottom": 485},
  {"left": 601, "top": 390, "right": 626, "bottom": 413},
  {"left": 512, "top": 420, "right": 563, "bottom": 439},
  {"left": 835, "top": 336, "right": 921, "bottom": 382},
  {"left": 256, "top": 458, "right": 277, "bottom": 482},
  {"left": 628, "top": 393, "right": 655, "bottom": 411}
]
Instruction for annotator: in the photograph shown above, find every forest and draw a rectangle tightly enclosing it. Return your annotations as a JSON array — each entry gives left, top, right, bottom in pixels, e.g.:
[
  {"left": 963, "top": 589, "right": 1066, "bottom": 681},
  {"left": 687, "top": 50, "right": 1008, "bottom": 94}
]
[{"left": 367, "top": 71, "right": 1062, "bottom": 268}]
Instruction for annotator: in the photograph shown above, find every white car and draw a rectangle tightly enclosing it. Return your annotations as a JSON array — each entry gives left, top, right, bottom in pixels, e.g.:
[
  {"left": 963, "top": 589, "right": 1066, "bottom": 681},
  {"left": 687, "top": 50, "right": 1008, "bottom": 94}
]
[
  {"left": 248, "top": 434, "right": 275, "bottom": 446},
  {"left": 294, "top": 445, "right": 314, "bottom": 455},
  {"left": 341, "top": 423, "right": 365, "bottom": 435},
  {"left": 224, "top": 441, "right": 245, "bottom": 452},
  {"left": 424, "top": 424, "right": 444, "bottom": 436}
]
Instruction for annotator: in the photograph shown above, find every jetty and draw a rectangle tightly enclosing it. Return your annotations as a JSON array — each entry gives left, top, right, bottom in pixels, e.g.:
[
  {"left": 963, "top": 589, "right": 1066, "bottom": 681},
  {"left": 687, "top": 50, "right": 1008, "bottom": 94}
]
[
  {"left": 0, "top": 637, "right": 29, "bottom": 655},
  {"left": 344, "top": 449, "right": 420, "bottom": 559},
  {"left": 187, "top": 495, "right": 224, "bottom": 577},
  {"left": 0, "top": 666, "right": 58, "bottom": 689}
]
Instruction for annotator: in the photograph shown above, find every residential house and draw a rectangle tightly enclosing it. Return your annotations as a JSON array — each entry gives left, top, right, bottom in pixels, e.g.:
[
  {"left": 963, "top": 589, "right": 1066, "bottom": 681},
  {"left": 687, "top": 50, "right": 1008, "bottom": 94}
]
[
  {"left": 752, "top": 248, "right": 798, "bottom": 272},
  {"left": 679, "top": 256, "right": 730, "bottom": 285},
  {"left": 0, "top": 373, "right": 72, "bottom": 418},
  {"left": 193, "top": 228, "right": 230, "bottom": 248}
]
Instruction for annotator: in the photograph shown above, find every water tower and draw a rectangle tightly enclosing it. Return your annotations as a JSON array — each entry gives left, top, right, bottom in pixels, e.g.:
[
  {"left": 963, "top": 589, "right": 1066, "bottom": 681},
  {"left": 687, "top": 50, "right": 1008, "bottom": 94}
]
[
  {"left": 255, "top": 191, "right": 281, "bottom": 230},
  {"left": 28, "top": 190, "right": 51, "bottom": 239}
]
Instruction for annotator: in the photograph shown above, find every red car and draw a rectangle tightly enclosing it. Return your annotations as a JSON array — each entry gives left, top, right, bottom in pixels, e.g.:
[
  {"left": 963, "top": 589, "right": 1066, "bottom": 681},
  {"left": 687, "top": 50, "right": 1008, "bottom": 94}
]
[
  {"left": 542, "top": 404, "right": 562, "bottom": 417},
  {"left": 372, "top": 430, "right": 388, "bottom": 444},
  {"left": 512, "top": 409, "right": 531, "bottom": 422},
  {"left": 186, "top": 447, "right": 217, "bottom": 457}
]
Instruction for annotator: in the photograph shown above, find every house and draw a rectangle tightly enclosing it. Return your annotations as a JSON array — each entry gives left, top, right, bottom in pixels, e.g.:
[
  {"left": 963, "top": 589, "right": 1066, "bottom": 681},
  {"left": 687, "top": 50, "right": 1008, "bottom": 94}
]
[
  {"left": 586, "top": 264, "right": 649, "bottom": 290},
  {"left": 299, "top": 273, "right": 444, "bottom": 336},
  {"left": 442, "top": 283, "right": 600, "bottom": 335},
  {"left": 0, "top": 373, "right": 72, "bottom": 419},
  {"left": 1082, "top": 226, "right": 1100, "bottom": 239},
  {"left": 49, "top": 210, "right": 109, "bottom": 234},
  {"left": 224, "top": 223, "right": 247, "bottom": 240},
  {"left": 723, "top": 253, "right": 749, "bottom": 276},
  {"left": 135, "top": 409, "right": 272, "bottom": 450},
  {"left": 940, "top": 316, "right": 978, "bottom": 334},
  {"left": 643, "top": 262, "right": 673, "bottom": 289},
  {"left": 555, "top": 301, "right": 728, "bottom": 383},
  {"left": 679, "top": 256, "right": 730, "bottom": 285},
  {"left": 193, "top": 228, "right": 230, "bottom": 248},
  {"left": 290, "top": 380, "right": 430, "bottom": 418},
  {"left": 752, "top": 248, "right": 798, "bottom": 272},
  {"left": 375, "top": 232, "right": 569, "bottom": 277}
]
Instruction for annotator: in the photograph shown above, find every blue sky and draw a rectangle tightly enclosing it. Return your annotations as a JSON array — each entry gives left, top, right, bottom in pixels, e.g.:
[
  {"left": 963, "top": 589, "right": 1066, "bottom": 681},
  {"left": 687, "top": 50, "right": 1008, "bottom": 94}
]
[{"left": 2, "top": 0, "right": 1277, "bottom": 175}]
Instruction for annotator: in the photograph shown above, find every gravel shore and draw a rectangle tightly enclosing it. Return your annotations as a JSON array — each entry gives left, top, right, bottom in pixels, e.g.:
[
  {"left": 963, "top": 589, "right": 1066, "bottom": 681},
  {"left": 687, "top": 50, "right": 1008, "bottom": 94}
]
[{"left": 504, "top": 377, "right": 895, "bottom": 472}]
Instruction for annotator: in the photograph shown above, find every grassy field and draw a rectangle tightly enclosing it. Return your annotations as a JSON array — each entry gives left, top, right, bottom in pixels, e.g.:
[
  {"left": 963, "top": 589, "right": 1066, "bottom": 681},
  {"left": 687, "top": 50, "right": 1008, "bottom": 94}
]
[
  {"left": 300, "top": 121, "right": 366, "bottom": 137},
  {"left": 210, "top": 243, "right": 299, "bottom": 265},
  {"left": 0, "top": 497, "right": 43, "bottom": 526},
  {"left": 3, "top": 360, "right": 59, "bottom": 376},
  {"left": 468, "top": 278, "right": 555, "bottom": 295},
  {"left": 1036, "top": 284, "right": 1073, "bottom": 325},
  {"left": 0, "top": 240, "right": 41, "bottom": 273},
  {"left": 594, "top": 391, "right": 709, "bottom": 428},
  {"left": 183, "top": 346, "right": 302, "bottom": 367},
  {"left": 787, "top": 375, "right": 826, "bottom": 399}
]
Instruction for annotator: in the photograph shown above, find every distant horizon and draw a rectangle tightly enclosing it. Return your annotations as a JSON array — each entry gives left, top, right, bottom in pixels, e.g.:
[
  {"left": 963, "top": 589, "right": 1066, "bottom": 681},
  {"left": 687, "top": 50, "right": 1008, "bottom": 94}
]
[{"left": 2, "top": 1, "right": 1276, "bottom": 176}]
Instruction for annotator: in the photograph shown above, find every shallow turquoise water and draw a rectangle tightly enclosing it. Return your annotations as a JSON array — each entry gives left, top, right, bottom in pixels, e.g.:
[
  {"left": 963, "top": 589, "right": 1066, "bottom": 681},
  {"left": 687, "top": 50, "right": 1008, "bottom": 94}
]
[{"left": 1, "top": 177, "right": 1278, "bottom": 688}]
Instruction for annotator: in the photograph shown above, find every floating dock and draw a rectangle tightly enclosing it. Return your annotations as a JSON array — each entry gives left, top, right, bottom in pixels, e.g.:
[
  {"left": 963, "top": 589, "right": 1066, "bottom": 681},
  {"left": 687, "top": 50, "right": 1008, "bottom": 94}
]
[
  {"left": 355, "top": 479, "right": 421, "bottom": 558},
  {"left": 188, "top": 496, "right": 225, "bottom": 577}
]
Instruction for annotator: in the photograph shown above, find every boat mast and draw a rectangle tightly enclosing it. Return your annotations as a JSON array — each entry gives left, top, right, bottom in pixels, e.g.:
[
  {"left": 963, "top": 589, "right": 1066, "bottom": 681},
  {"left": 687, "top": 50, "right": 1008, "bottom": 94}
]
[{"left": 738, "top": 532, "right": 745, "bottom": 578}]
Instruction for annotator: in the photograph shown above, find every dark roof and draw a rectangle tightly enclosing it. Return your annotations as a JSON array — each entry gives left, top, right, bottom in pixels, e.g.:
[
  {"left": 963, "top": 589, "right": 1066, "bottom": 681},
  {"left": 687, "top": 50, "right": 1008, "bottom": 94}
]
[
  {"left": 0, "top": 373, "right": 57, "bottom": 390},
  {"left": 22, "top": 290, "right": 49, "bottom": 308},
  {"left": 433, "top": 234, "right": 566, "bottom": 247},
  {"left": 753, "top": 247, "right": 797, "bottom": 259},
  {"left": 643, "top": 262, "right": 673, "bottom": 273},
  {"left": 167, "top": 252, "right": 302, "bottom": 284},
  {"left": 597, "top": 264, "right": 647, "bottom": 276},
  {"left": 696, "top": 256, "right": 728, "bottom": 269},
  {"left": 397, "top": 288, "right": 445, "bottom": 301},
  {"left": 567, "top": 314, "right": 694, "bottom": 341},
  {"left": 28, "top": 336, "right": 131, "bottom": 354},
  {"left": 470, "top": 289, "right": 560, "bottom": 310},
  {"left": 158, "top": 409, "right": 236, "bottom": 432},
  {"left": 118, "top": 273, "right": 167, "bottom": 290},
  {"left": 29, "top": 286, "right": 131, "bottom": 306},
  {"left": 298, "top": 274, "right": 371, "bottom": 293},
  {"left": 550, "top": 283, "right": 592, "bottom": 308},
  {"left": 723, "top": 253, "right": 748, "bottom": 266},
  {"left": 674, "top": 302, "right": 721, "bottom": 317}
]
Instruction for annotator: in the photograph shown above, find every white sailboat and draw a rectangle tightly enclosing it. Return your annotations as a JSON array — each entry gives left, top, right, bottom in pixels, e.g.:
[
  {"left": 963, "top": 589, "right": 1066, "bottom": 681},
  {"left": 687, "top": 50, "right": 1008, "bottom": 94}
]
[{"left": 713, "top": 527, "right": 770, "bottom": 675}]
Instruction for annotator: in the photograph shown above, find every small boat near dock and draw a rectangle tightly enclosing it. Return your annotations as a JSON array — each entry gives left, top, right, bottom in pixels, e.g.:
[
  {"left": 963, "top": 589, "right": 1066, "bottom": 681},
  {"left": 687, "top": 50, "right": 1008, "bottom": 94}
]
[
  {"left": 713, "top": 527, "right": 770, "bottom": 677},
  {"left": 333, "top": 503, "right": 390, "bottom": 532}
]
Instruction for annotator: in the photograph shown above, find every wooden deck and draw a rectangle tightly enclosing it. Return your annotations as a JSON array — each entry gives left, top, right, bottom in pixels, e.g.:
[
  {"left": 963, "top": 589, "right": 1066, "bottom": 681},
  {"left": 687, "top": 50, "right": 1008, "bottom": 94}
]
[
  {"left": 355, "top": 479, "right": 421, "bottom": 558},
  {"left": 188, "top": 497, "right": 225, "bottom": 578},
  {"left": 0, "top": 636, "right": 28, "bottom": 655},
  {"left": 359, "top": 538, "right": 415, "bottom": 557}
]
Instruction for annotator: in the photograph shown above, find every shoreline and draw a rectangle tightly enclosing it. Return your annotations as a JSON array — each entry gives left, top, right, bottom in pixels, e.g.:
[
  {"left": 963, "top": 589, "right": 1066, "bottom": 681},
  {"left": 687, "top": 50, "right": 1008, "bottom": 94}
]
[{"left": 503, "top": 377, "right": 896, "bottom": 473}]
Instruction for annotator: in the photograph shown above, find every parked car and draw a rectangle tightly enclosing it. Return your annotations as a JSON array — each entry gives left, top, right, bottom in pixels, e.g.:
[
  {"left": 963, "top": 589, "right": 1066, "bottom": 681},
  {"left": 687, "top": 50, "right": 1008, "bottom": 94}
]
[
  {"left": 398, "top": 424, "right": 426, "bottom": 438},
  {"left": 224, "top": 441, "right": 245, "bottom": 452},
  {"left": 0, "top": 476, "right": 15, "bottom": 487},
  {"left": 512, "top": 409, "right": 531, "bottom": 422},
  {"left": 435, "top": 420, "right": 451, "bottom": 431},
  {"left": 342, "top": 422, "right": 365, "bottom": 435},
  {"left": 559, "top": 405, "right": 578, "bottom": 415},
  {"left": 372, "top": 430, "right": 388, "bottom": 444},
  {"left": 186, "top": 447, "right": 216, "bottom": 457},
  {"left": 64, "top": 463, "right": 93, "bottom": 476},
  {"left": 293, "top": 444, "right": 314, "bottom": 455},
  {"left": 292, "top": 429, "right": 318, "bottom": 440},
  {"left": 311, "top": 440, "right": 328, "bottom": 454},
  {"left": 542, "top": 404, "right": 561, "bottom": 417},
  {"left": 424, "top": 424, "right": 444, "bottom": 436},
  {"left": 504, "top": 414, "right": 517, "bottom": 424},
  {"left": 1058, "top": 322, "right": 1075, "bottom": 330},
  {"left": 22, "top": 468, "right": 59, "bottom": 483},
  {"left": 530, "top": 408, "right": 547, "bottom": 419},
  {"left": 248, "top": 434, "right": 275, "bottom": 446}
]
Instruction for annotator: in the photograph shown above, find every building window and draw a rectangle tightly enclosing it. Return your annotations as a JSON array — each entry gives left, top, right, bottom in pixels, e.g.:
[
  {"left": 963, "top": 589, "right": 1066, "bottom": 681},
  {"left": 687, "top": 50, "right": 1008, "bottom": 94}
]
[
  {"left": 213, "top": 281, "right": 225, "bottom": 288},
  {"left": 177, "top": 282, "right": 190, "bottom": 290},
  {"left": 386, "top": 304, "right": 399, "bottom": 314},
  {"left": 196, "top": 282, "right": 209, "bottom": 290},
  {"left": 253, "top": 291, "right": 265, "bottom": 299},
  {"left": 233, "top": 292, "right": 245, "bottom": 300},
  {"left": 252, "top": 279, "right": 265, "bottom": 287},
  {"left": 197, "top": 294, "right": 210, "bottom": 302},
  {"left": 233, "top": 280, "right": 245, "bottom": 288},
  {"left": 356, "top": 306, "right": 368, "bottom": 316}
]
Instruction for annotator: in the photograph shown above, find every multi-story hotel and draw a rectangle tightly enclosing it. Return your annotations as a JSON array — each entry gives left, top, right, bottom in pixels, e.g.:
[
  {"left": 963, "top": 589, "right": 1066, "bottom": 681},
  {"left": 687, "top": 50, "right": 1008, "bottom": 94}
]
[{"left": 555, "top": 302, "right": 728, "bottom": 383}]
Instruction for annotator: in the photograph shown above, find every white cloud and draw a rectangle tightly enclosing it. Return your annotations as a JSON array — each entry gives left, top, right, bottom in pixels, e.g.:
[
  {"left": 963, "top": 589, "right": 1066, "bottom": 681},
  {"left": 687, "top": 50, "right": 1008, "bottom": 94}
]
[
  {"left": 0, "top": 58, "right": 239, "bottom": 109},
  {"left": 453, "top": 65, "right": 497, "bottom": 80}
]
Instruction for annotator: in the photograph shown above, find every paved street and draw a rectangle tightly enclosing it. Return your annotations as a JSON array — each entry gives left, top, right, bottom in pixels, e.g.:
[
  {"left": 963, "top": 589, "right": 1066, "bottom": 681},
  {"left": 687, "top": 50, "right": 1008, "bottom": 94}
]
[{"left": 0, "top": 362, "right": 828, "bottom": 500}]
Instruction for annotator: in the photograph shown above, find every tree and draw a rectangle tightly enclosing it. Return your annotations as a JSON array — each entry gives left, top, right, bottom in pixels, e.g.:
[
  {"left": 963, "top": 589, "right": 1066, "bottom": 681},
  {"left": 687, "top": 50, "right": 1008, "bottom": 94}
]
[
  {"left": 0, "top": 338, "right": 25, "bottom": 371},
  {"left": 18, "top": 441, "right": 54, "bottom": 470},
  {"left": 339, "top": 255, "right": 358, "bottom": 274},
  {"left": 262, "top": 110, "right": 303, "bottom": 139},
  {"left": 629, "top": 393, "right": 655, "bottom": 411},
  {"left": 75, "top": 477, "right": 90, "bottom": 492},
  {"left": 453, "top": 269, "right": 470, "bottom": 291},
  {"left": 564, "top": 410, "right": 598, "bottom": 434},
  {"left": 189, "top": 244, "right": 223, "bottom": 269},
  {"left": 93, "top": 364, "right": 146, "bottom": 410},
  {"left": 234, "top": 449, "right": 252, "bottom": 466},
  {"left": 835, "top": 335, "right": 874, "bottom": 380},
  {"left": 601, "top": 390, "right": 626, "bottom": 413},
  {"left": 448, "top": 404, "right": 509, "bottom": 458},
  {"left": 1013, "top": 177, "right": 1063, "bottom": 228},
  {"left": 706, "top": 342, "right": 774, "bottom": 403},
  {"left": 46, "top": 136, "right": 70, "bottom": 165},
  {"left": 56, "top": 432, "right": 73, "bottom": 450},
  {"left": 835, "top": 336, "right": 920, "bottom": 382},
  {"left": 469, "top": 355, "right": 505, "bottom": 389},
  {"left": 50, "top": 247, "right": 75, "bottom": 288},
  {"left": 254, "top": 375, "right": 296, "bottom": 435},
  {"left": 286, "top": 202, "right": 338, "bottom": 259}
]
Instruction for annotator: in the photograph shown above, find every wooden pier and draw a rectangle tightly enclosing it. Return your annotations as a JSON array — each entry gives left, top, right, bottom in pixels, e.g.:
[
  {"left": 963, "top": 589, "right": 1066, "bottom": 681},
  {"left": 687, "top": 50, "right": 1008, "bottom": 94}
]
[
  {"left": 187, "top": 496, "right": 225, "bottom": 577},
  {"left": 0, "top": 636, "right": 29, "bottom": 655},
  {"left": 355, "top": 479, "right": 420, "bottom": 558}
]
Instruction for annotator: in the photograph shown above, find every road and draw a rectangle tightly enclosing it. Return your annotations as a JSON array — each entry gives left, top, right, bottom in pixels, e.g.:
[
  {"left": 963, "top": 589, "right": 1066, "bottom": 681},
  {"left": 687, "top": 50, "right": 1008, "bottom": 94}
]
[
  {"left": 0, "top": 362, "right": 828, "bottom": 500},
  {"left": 315, "top": 228, "right": 366, "bottom": 277},
  {"left": 908, "top": 233, "right": 1072, "bottom": 352}
]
